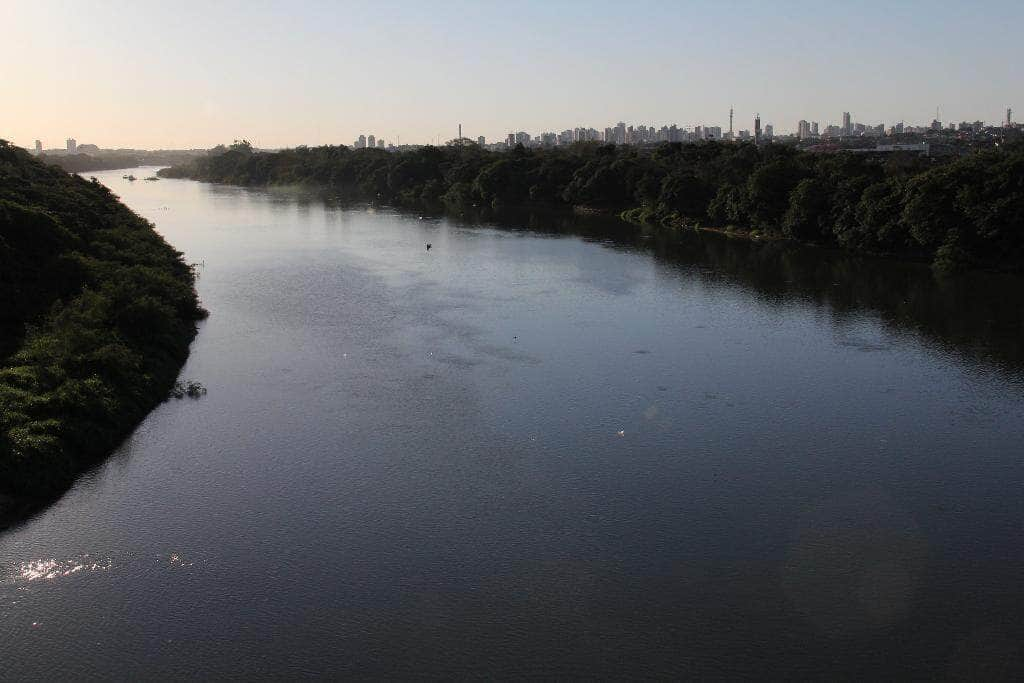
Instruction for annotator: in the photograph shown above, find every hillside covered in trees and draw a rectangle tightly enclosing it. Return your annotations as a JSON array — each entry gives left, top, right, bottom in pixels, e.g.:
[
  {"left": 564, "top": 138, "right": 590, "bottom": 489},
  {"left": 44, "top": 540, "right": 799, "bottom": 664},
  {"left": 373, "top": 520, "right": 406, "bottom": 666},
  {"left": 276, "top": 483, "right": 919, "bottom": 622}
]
[
  {"left": 0, "top": 141, "right": 205, "bottom": 510},
  {"left": 161, "top": 140, "right": 1024, "bottom": 270}
]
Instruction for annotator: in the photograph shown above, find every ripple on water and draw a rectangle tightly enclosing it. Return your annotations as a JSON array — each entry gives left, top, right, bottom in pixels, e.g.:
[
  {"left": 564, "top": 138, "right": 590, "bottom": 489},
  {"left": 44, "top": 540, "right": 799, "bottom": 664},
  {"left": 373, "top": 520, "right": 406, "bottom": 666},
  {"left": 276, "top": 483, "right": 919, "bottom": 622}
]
[
  {"left": 10, "top": 555, "right": 114, "bottom": 583},
  {"left": 4, "top": 551, "right": 196, "bottom": 587}
]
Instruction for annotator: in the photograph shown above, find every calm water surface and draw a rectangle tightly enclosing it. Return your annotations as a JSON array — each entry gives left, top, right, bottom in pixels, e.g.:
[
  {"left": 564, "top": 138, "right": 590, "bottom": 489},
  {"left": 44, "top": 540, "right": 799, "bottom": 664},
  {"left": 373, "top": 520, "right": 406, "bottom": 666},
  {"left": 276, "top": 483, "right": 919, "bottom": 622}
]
[{"left": 2, "top": 168, "right": 1023, "bottom": 678}]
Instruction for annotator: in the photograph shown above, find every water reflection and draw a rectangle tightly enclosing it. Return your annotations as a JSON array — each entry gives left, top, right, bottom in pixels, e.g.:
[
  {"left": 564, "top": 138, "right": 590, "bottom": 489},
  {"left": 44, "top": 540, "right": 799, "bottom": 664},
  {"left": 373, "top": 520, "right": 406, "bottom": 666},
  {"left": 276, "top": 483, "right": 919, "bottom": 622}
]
[
  {"left": 10, "top": 556, "right": 113, "bottom": 583},
  {"left": 234, "top": 188, "right": 1023, "bottom": 375},
  {"left": 3, "top": 174, "right": 1022, "bottom": 678},
  {"left": 439, "top": 205, "right": 1024, "bottom": 376}
]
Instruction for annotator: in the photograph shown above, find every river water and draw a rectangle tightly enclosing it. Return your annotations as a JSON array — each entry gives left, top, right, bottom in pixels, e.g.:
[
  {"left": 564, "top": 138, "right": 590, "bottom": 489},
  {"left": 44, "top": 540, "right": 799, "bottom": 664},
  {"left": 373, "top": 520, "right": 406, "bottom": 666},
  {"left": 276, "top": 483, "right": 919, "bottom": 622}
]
[{"left": 2, "top": 168, "right": 1023, "bottom": 678}]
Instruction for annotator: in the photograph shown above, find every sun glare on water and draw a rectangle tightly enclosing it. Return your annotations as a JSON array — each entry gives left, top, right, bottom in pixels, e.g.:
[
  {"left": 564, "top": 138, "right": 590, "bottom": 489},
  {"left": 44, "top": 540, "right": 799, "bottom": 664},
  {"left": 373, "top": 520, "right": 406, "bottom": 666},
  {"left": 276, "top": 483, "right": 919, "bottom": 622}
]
[{"left": 17, "top": 557, "right": 113, "bottom": 582}]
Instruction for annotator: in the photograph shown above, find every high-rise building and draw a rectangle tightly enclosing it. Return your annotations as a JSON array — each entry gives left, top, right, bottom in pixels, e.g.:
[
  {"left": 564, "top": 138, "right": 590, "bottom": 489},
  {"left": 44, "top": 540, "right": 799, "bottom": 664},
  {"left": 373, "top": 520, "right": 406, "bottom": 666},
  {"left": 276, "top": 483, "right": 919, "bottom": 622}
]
[
  {"left": 842, "top": 112, "right": 851, "bottom": 136},
  {"left": 614, "top": 122, "right": 626, "bottom": 145},
  {"left": 798, "top": 120, "right": 811, "bottom": 140},
  {"left": 753, "top": 114, "right": 761, "bottom": 143},
  {"left": 1008, "top": 108, "right": 1013, "bottom": 128},
  {"left": 507, "top": 133, "right": 515, "bottom": 147},
  {"left": 66, "top": 138, "right": 77, "bottom": 153},
  {"left": 367, "top": 135, "right": 375, "bottom": 148},
  {"left": 764, "top": 124, "right": 773, "bottom": 140},
  {"left": 811, "top": 121, "right": 819, "bottom": 137},
  {"left": 477, "top": 136, "right": 485, "bottom": 146},
  {"left": 377, "top": 138, "right": 386, "bottom": 149},
  {"left": 34, "top": 140, "right": 42, "bottom": 155},
  {"left": 356, "top": 135, "right": 366, "bottom": 148}
]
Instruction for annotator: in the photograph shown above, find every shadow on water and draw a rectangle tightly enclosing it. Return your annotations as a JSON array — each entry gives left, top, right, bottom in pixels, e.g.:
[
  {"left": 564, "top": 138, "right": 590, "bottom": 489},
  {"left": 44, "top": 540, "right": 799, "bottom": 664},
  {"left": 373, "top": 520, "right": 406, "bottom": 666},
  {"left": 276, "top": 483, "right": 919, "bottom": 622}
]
[
  {"left": 224, "top": 184, "right": 1024, "bottom": 376},
  {"left": 425, "top": 203, "right": 1024, "bottom": 378}
]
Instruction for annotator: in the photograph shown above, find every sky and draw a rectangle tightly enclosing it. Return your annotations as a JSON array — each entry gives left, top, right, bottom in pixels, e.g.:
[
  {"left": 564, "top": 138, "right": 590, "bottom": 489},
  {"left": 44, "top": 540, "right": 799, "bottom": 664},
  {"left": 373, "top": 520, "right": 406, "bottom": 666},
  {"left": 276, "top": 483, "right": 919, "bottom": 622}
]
[{"left": 3, "top": 0, "right": 1020, "bottom": 150}]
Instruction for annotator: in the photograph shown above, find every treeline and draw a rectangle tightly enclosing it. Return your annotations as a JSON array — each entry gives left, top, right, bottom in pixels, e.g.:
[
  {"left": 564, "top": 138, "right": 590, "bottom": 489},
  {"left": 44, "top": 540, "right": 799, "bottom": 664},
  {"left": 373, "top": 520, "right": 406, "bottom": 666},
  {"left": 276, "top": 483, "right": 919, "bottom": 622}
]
[
  {"left": 0, "top": 140, "right": 205, "bottom": 501},
  {"left": 160, "top": 140, "right": 1024, "bottom": 270},
  {"left": 41, "top": 153, "right": 142, "bottom": 173},
  {"left": 40, "top": 150, "right": 208, "bottom": 174}
]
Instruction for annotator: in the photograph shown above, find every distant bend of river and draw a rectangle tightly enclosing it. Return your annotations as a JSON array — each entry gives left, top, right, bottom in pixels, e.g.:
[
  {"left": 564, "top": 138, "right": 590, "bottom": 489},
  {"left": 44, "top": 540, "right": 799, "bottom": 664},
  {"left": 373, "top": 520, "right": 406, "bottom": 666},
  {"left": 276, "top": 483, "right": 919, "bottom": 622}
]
[{"left": 2, "top": 168, "right": 1023, "bottom": 678}]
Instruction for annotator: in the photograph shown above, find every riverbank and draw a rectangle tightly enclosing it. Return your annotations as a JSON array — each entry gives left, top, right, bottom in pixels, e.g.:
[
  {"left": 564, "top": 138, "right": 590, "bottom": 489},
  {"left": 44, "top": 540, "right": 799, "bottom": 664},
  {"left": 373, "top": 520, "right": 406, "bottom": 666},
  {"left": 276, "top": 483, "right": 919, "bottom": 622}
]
[
  {"left": 158, "top": 141, "right": 1024, "bottom": 272},
  {"left": 0, "top": 493, "right": 39, "bottom": 531},
  {"left": 0, "top": 141, "right": 205, "bottom": 512}
]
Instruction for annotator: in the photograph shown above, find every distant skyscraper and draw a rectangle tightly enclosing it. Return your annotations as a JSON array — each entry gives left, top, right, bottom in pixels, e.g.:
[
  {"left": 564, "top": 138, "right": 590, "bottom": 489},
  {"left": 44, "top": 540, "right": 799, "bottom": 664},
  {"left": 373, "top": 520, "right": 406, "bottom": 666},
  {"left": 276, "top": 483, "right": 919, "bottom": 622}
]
[
  {"left": 66, "top": 138, "right": 77, "bottom": 153},
  {"left": 754, "top": 114, "right": 761, "bottom": 143},
  {"left": 729, "top": 107, "right": 734, "bottom": 136},
  {"left": 798, "top": 120, "right": 811, "bottom": 140},
  {"left": 356, "top": 135, "right": 366, "bottom": 148},
  {"left": 811, "top": 121, "right": 819, "bottom": 137},
  {"left": 614, "top": 122, "right": 626, "bottom": 145},
  {"left": 367, "top": 135, "right": 375, "bottom": 148},
  {"left": 842, "top": 112, "right": 851, "bottom": 136},
  {"left": 1008, "top": 108, "right": 1013, "bottom": 127},
  {"left": 34, "top": 140, "right": 42, "bottom": 155},
  {"left": 477, "top": 136, "right": 485, "bottom": 146},
  {"left": 377, "top": 138, "right": 386, "bottom": 149},
  {"left": 764, "top": 124, "right": 773, "bottom": 139}
]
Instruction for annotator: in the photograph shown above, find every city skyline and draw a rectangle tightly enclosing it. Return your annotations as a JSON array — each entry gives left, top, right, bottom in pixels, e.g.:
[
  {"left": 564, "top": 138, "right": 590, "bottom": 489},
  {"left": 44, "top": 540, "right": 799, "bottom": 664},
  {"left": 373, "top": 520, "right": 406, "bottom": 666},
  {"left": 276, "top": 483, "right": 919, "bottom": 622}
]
[
  {"left": 6, "top": 1, "right": 1020, "bottom": 149},
  {"left": 34, "top": 106, "right": 1015, "bottom": 154}
]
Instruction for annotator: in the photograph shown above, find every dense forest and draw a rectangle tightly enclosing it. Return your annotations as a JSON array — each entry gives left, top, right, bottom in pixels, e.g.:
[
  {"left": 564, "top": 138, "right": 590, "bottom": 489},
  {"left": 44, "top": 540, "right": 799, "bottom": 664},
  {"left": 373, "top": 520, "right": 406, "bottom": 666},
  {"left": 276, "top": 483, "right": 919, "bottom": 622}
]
[
  {"left": 40, "top": 150, "right": 206, "bottom": 174},
  {"left": 161, "top": 139, "right": 1024, "bottom": 270},
  {"left": 40, "top": 153, "right": 142, "bottom": 173},
  {"left": 0, "top": 140, "right": 205, "bottom": 509}
]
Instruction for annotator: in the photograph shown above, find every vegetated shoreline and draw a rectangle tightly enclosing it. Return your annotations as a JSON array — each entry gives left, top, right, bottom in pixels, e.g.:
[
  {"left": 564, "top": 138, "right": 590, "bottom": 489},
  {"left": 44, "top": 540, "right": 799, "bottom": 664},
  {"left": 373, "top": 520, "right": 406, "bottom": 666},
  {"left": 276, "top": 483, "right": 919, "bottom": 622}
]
[
  {"left": 39, "top": 151, "right": 208, "bottom": 175},
  {"left": 159, "top": 139, "right": 1024, "bottom": 273},
  {"left": 0, "top": 141, "right": 206, "bottom": 530}
]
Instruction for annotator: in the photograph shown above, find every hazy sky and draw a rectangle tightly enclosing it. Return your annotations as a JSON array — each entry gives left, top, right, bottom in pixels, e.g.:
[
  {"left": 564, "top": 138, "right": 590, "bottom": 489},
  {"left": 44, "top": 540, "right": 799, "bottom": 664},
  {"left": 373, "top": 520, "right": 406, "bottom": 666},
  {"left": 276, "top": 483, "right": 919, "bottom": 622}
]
[{"left": 4, "top": 0, "right": 1020, "bottom": 149}]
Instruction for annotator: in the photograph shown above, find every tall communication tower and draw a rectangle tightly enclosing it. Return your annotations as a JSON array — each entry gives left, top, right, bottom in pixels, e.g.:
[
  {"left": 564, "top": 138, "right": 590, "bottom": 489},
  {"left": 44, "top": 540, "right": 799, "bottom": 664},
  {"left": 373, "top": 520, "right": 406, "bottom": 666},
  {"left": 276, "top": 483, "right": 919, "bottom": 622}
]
[{"left": 729, "top": 107, "right": 734, "bottom": 136}]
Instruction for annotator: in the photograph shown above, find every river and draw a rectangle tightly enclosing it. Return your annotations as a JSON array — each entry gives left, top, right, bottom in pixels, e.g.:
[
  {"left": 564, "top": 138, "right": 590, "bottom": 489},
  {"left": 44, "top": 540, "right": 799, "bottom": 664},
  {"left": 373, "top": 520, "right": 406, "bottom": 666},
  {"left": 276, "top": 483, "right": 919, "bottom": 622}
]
[{"left": 2, "top": 168, "right": 1023, "bottom": 677}]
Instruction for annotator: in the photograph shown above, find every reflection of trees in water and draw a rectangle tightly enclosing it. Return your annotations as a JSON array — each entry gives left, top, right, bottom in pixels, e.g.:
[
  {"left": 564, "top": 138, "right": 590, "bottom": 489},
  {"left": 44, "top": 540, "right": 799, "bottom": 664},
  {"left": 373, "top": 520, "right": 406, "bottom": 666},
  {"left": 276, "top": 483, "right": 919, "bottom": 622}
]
[
  {"left": 666, "top": 231, "right": 1023, "bottom": 375},
  {"left": 239, "top": 189, "right": 1024, "bottom": 376},
  {"left": 448, "top": 206, "right": 1024, "bottom": 376}
]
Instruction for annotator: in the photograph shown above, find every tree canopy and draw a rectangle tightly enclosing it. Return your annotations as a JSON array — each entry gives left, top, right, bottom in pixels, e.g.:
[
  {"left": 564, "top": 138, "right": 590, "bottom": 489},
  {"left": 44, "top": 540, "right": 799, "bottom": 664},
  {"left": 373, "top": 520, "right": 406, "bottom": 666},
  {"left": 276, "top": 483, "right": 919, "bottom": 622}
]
[
  {"left": 160, "top": 140, "right": 1024, "bottom": 271},
  {"left": 0, "top": 141, "right": 205, "bottom": 498}
]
